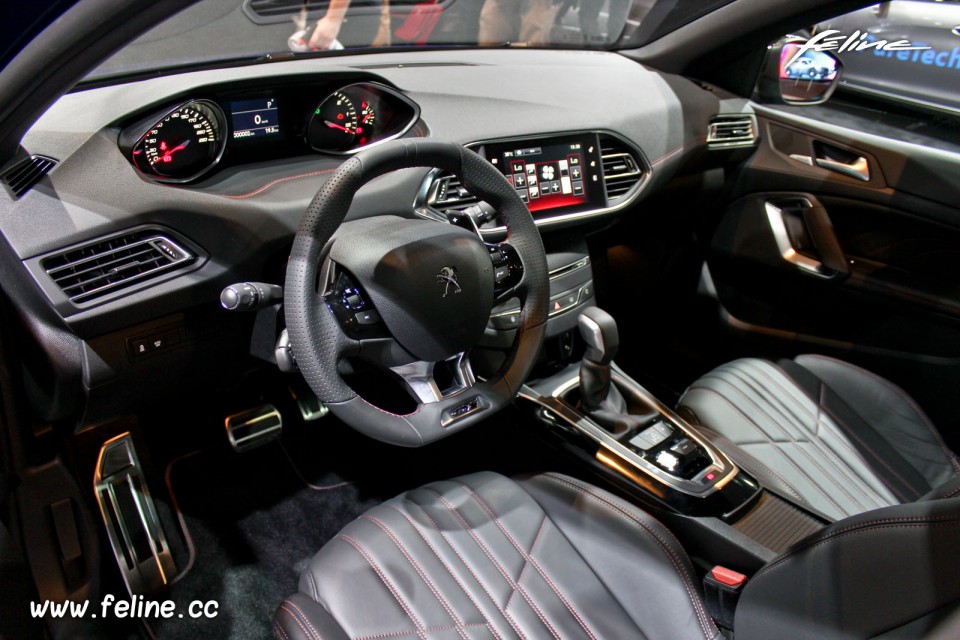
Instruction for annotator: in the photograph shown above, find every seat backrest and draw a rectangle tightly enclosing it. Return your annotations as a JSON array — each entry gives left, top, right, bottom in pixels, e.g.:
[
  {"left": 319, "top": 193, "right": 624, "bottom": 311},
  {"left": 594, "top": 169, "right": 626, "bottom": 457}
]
[{"left": 735, "top": 496, "right": 960, "bottom": 639}]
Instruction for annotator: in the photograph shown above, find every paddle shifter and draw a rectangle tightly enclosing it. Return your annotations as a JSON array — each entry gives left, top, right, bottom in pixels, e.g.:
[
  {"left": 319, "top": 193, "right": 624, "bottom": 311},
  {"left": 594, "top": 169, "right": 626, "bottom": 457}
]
[{"left": 578, "top": 307, "right": 655, "bottom": 433}]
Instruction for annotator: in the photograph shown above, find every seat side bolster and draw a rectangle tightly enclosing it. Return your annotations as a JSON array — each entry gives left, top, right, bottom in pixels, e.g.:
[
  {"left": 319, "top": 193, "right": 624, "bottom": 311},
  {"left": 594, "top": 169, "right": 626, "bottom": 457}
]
[
  {"left": 275, "top": 592, "right": 350, "bottom": 640},
  {"left": 736, "top": 498, "right": 960, "bottom": 640},
  {"left": 520, "top": 472, "right": 721, "bottom": 640}
]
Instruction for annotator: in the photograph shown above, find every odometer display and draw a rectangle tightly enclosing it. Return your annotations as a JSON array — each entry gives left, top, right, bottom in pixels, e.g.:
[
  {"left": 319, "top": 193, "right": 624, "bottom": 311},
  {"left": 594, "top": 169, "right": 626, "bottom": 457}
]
[{"left": 132, "top": 100, "right": 225, "bottom": 182}]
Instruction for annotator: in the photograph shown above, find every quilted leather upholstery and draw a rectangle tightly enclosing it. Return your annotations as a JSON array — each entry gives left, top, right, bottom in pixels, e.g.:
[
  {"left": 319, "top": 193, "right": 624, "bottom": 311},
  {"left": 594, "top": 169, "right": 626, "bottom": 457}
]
[
  {"left": 679, "top": 355, "right": 960, "bottom": 521},
  {"left": 275, "top": 472, "right": 721, "bottom": 640}
]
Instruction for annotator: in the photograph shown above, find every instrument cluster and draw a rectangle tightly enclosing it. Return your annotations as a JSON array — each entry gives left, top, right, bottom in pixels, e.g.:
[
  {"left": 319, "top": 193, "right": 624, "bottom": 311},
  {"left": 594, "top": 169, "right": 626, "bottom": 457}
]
[{"left": 122, "top": 81, "right": 420, "bottom": 183}]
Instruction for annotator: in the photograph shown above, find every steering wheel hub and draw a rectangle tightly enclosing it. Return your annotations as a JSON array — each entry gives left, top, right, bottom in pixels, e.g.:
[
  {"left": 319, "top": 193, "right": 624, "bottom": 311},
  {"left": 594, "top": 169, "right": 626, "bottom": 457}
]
[{"left": 330, "top": 217, "right": 494, "bottom": 362}]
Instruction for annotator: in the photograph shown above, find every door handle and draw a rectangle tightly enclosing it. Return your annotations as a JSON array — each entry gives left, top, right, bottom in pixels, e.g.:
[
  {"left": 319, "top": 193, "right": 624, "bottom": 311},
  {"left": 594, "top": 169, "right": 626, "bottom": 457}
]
[
  {"left": 815, "top": 155, "right": 870, "bottom": 182},
  {"left": 765, "top": 199, "right": 849, "bottom": 280}
]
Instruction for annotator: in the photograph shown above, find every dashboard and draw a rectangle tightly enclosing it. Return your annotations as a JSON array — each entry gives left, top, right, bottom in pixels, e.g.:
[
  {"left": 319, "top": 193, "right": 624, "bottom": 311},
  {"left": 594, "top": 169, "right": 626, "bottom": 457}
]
[{"left": 0, "top": 48, "right": 752, "bottom": 423}]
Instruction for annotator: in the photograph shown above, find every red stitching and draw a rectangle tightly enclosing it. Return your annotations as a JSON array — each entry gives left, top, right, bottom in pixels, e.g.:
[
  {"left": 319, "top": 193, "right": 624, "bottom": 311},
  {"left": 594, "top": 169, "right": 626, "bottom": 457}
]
[
  {"left": 538, "top": 474, "right": 716, "bottom": 640},
  {"left": 384, "top": 504, "right": 505, "bottom": 640},
  {"left": 401, "top": 500, "right": 525, "bottom": 640},
  {"left": 278, "top": 603, "right": 319, "bottom": 640},
  {"left": 339, "top": 534, "right": 428, "bottom": 640},
  {"left": 284, "top": 599, "right": 323, "bottom": 640},
  {"left": 273, "top": 621, "right": 291, "bottom": 640},
  {"left": 365, "top": 515, "right": 469, "bottom": 640},
  {"left": 355, "top": 624, "right": 491, "bottom": 640},
  {"left": 458, "top": 482, "right": 600, "bottom": 640},
  {"left": 423, "top": 487, "right": 562, "bottom": 640},
  {"left": 221, "top": 168, "right": 337, "bottom": 199}
]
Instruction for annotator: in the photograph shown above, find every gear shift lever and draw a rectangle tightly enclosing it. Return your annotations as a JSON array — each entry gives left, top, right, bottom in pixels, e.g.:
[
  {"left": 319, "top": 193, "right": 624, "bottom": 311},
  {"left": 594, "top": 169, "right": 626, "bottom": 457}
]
[
  {"left": 578, "top": 307, "right": 655, "bottom": 433},
  {"left": 578, "top": 307, "right": 620, "bottom": 411}
]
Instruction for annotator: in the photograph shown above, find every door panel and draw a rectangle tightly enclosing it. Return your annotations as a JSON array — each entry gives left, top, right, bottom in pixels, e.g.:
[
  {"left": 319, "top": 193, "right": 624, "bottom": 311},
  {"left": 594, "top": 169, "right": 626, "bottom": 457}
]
[{"left": 706, "top": 105, "right": 960, "bottom": 442}]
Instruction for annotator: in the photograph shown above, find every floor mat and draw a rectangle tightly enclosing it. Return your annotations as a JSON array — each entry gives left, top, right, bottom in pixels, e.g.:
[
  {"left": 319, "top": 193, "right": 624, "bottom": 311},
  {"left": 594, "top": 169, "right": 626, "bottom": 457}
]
[{"left": 155, "top": 442, "right": 379, "bottom": 640}]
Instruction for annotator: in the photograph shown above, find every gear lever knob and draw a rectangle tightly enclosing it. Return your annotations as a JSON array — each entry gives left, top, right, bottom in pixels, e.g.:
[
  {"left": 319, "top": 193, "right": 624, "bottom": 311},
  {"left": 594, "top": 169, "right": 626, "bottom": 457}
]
[{"left": 578, "top": 306, "right": 619, "bottom": 365}]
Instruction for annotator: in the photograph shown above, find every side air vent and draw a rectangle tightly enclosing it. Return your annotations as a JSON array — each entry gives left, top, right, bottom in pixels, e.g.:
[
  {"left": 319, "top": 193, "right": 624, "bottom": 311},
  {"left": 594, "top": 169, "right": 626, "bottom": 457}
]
[
  {"left": 42, "top": 231, "right": 196, "bottom": 304},
  {"left": 425, "top": 172, "right": 480, "bottom": 213},
  {"left": 599, "top": 137, "right": 644, "bottom": 201},
  {"left": 1, "top": 155, "right": 57, "bottom": 199},
  {"left": 707, "top": 115, "right": 757, "bottom": 149}
]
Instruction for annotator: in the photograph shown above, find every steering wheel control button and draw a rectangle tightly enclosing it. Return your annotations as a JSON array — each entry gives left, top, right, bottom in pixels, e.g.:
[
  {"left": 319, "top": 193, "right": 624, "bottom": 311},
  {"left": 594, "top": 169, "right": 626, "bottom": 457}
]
[
  {"left": 491, "top": 310, "right": 521, "bottom": 330},
  {"left": 494, "top": 265, "right": 510, "bottom": 282},
  {"left": 355, "top": 310, "right": 381, "bottom": 325},
  {"left": 441, "top": 396, "right": 489, "bottom": 427}
]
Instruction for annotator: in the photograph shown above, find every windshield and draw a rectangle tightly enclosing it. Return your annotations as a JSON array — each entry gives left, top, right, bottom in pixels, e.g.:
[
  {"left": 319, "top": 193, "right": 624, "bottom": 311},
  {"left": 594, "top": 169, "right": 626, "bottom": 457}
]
[{"left": 86, "top": 0, "right": 735, "bottom": 82}]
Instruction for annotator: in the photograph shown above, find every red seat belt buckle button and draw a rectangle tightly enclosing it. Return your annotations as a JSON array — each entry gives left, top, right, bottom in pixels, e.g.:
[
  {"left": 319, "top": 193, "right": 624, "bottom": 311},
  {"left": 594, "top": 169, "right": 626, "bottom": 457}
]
[{"left": 710, "top": 565, "right": 747, "bottom": 588}]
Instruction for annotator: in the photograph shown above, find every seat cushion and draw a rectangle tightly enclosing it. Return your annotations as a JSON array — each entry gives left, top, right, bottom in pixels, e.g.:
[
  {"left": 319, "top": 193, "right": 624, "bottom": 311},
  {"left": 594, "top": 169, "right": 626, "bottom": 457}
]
[
  {"left": 275, "top": 471, "right": 721, "bottom": 640},
  {"left": 678, "top": 355, "right": 960, "bottom": 521}
]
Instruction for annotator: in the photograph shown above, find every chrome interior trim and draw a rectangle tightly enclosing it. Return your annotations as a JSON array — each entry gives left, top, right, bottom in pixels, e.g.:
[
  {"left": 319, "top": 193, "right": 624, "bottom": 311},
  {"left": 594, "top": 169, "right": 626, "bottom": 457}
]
[
  {"left": 764, "top": 200, "right": 834, "bottom": 279},
  {"left": 815, "top": 155, "right": 870, "bottom": 182},
  {"left": 519, "top": 364, "right": 739, "bottom": 497},
  {"left": 548, "top": 257, "right": 590, "bottom": 278},
  {"left": 225, "top": 405, "right": 283, "bottom": 451},
  {"left": 94, "top": 433, "right": 176, "bottom": 595},
  {"left": 391, "top": 351, "right": 475, "bottom": 404}
]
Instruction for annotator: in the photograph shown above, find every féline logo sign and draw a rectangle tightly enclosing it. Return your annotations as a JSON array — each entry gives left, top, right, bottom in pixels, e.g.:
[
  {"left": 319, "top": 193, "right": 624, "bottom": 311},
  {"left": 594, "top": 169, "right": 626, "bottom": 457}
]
[{"left": 785, "top": 29, "right": 931, "bottom": 68}]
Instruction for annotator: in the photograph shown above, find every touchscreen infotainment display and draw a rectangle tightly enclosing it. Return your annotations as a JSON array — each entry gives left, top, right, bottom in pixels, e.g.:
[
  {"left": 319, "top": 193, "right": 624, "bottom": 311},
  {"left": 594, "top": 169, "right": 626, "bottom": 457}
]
[{"left": 479, "top": 133, "right": 605, "bottom": 216}]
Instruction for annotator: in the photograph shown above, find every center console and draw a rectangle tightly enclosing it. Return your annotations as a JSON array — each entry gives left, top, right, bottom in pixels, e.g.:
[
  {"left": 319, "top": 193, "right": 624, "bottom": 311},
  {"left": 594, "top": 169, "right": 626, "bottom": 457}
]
[{"left": 520, "top": 305, "right": 828, "bottom": 575}]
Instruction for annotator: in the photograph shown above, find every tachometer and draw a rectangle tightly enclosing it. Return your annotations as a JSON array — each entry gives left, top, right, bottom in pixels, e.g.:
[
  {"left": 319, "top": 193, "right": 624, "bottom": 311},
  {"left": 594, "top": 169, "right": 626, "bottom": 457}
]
[
  {"left": 132, "top": 100, "right": 225, "bottom": 182},
  {"left": 306, "top": 90, "right": 358, "bottom": 151}
]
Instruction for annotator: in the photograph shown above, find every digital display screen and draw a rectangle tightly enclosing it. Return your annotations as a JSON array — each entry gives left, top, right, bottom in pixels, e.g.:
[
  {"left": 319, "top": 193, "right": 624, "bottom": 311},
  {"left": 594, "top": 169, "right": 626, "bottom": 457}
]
[
  {"left": 482, "top": 134, "right": 605, "bottom": 215},
  {"left": 230, "top": 97, "right": 280, "bottom": 139}
]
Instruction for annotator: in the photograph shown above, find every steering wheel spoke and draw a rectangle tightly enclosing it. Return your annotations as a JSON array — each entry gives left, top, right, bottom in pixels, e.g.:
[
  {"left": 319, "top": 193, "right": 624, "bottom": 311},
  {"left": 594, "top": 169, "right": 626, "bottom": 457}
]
[{"left": 390, "top": 352, "right": 476, "bottom": 405}]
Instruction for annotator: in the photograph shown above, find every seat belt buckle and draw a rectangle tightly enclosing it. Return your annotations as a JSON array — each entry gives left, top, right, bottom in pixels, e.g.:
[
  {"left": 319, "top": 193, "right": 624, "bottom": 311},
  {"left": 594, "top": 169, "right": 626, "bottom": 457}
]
[{"left": 703, "top": 565, "right": 746, "bottom": 630}]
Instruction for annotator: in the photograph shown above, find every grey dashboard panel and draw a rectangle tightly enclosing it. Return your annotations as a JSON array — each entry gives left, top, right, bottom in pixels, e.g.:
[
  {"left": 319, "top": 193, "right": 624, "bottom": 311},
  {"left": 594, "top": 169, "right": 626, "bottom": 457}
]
[{"left": 0, "top": 49, "right": 728, "bottom": 334}]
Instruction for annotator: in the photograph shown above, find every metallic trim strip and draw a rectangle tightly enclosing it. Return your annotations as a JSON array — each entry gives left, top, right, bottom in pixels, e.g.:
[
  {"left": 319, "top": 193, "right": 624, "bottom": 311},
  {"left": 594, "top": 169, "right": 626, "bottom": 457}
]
[
  {"left": 519, "top": 364, "right": 738, "bottom": 498},
  {"left": 93, "top": 433, "right": 176, "bottom": 595},
  {"left": 764, "top": 200, "right": 834, "bottom": 279}
]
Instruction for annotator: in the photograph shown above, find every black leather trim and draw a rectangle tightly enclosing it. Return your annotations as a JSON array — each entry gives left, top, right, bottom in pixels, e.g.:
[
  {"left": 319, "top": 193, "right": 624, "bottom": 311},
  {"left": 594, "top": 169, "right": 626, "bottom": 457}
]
[
  {"left": 277, "top": 472, "right": 721, "bottom": 640},
  {"left": 777, "top": 359, "right": 929, "bottom": 502},
  {"left": 736, "top": 498, "right": 960, "bottom": 640}
]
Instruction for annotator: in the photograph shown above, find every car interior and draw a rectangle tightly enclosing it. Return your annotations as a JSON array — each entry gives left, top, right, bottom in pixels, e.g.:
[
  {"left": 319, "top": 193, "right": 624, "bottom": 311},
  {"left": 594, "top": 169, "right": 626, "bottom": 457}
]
[{"left": 1, "top": 0, "right": 960, "bottom": 638}]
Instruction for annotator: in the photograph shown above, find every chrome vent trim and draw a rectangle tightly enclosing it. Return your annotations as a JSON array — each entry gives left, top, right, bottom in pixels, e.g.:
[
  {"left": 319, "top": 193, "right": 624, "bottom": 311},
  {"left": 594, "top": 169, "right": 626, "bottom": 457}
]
[
  {"left": 707, "top": 115, "right": 758, "bottom": 149},
  {"left": 599, "top": 136, "right": 643, "bottom": 201},
  {"left": 42, "top": 231, "right": 195, "bottom": 304},
  {"left": 1, "top": 155, "right": 57, "bottom": 199}
]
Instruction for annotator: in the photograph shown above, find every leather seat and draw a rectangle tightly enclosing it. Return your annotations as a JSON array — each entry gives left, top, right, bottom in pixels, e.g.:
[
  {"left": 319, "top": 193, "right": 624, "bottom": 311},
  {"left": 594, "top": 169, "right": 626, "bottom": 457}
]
[
  {"left": 275, "top": 471, "right": 722, "bottom": 640},
  {"left": 275, "top": 470, "right": 960, "bottom": 639},
  {"left": 678, "top": 354, "right": 960, "bottom": 521}
]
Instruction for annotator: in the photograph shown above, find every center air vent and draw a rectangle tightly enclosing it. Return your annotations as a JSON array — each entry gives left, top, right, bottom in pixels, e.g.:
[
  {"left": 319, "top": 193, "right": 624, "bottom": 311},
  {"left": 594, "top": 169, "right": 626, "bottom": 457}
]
[
  {"left": 425, "top": 172, "right": 480, "bottom": 213},
  {"left": 599, "top": 136, "right": 644, "bottom": 201},
  {"left": 707, "top": 115, "right": 758, "bottom": 149},
  {"left": 42, "top": 231, "right": 196, "bottom": 304}
]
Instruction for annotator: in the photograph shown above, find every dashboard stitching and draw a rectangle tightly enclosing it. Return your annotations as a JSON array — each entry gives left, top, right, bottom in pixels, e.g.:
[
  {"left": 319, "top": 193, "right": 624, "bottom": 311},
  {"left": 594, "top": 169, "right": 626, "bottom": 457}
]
[
  {"left": 221, "top": 168, "right": 337, "bottom": 199},
  {"left": 651, "top": 136, "right": 706, "bottom": 168}
]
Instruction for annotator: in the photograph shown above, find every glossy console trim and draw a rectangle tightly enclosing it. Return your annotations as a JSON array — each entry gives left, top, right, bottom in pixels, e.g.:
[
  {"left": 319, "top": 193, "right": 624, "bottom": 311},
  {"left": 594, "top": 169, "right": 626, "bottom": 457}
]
[{"left": 519, "top": 363, "right": 741, "bottom": 498}]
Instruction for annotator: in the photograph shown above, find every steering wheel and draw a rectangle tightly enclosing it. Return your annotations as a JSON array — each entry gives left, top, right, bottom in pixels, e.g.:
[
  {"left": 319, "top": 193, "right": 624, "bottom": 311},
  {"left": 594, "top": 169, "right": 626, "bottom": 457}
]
[{"left": 284, "top": 139, "right": 549, "bottom": 446}]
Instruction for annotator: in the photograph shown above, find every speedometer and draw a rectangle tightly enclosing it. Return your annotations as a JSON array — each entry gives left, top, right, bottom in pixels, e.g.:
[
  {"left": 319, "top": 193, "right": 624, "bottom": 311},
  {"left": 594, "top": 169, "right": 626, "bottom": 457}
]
[{"left": 132, "top": 100, "right": 226, "bottom": 182}]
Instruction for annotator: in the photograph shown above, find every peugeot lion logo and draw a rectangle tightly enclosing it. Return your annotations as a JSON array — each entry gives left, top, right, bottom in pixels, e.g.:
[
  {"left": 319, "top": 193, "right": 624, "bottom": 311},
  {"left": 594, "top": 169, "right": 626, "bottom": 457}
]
[{"left": 437, "top": 266, "right": 462, "bottom": 298}]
